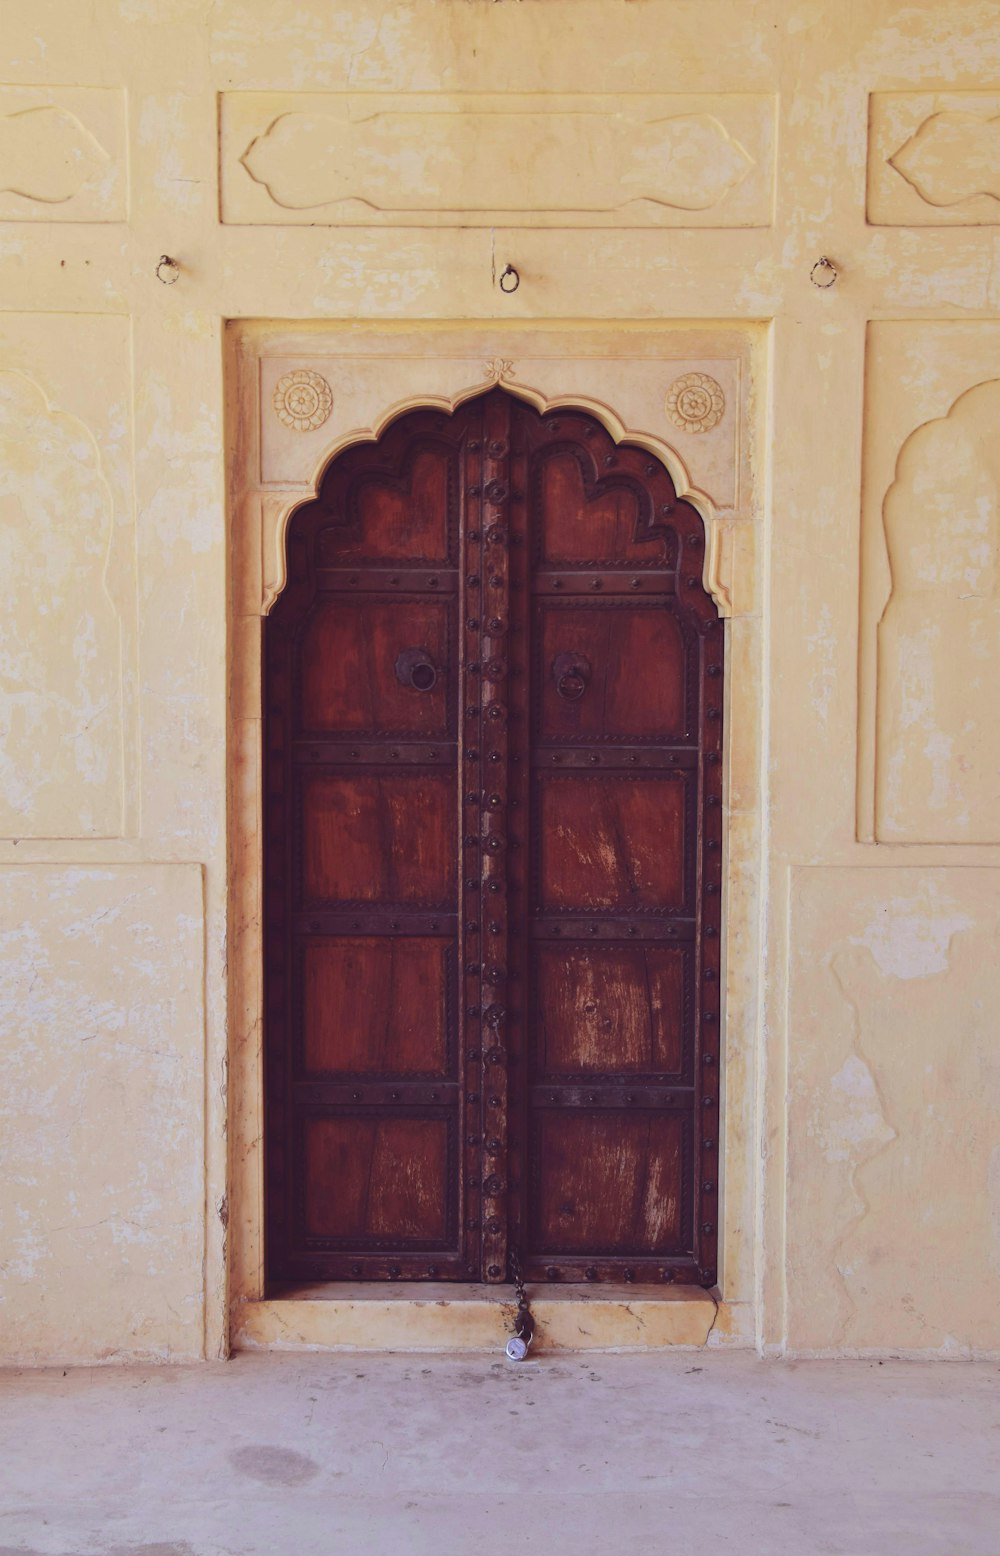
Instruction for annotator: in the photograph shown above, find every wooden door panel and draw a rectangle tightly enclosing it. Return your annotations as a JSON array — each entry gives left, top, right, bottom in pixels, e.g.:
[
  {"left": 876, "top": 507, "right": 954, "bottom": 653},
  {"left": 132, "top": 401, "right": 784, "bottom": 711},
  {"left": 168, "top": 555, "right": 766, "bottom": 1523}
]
[
  {"left": 302, "top": 936, "right": 451, "bottom": 1077},
  {"left": 317, "top": 445, "right": 455, "bottom": 563},
  {"left": 536, "top": 774, "right": 688, "bottom": 911},
  {"left": 516, "top": 401, "right": 721, "bottom": 1287},
  {"left": 530, "top": 1111, "right": 687, "bottom": 1255},
  {"left": 301, "top": 772, "right": 456, "bottom": 905},
  {"left": 537, "top": 602, "right": 688, "bottom": 741},
  {"left": 299, "top": 598, "right": 451, "bottom": 737},
  {"left": 535, "top": 943, "right": 688, "bottom": 1077},
  {"left": 303, "top": 1116, "right": 451, "bottom": 1242},
  {"left": 266, "top": 404, "right": 474, "bottom": 1284},
  {"left": 536, "top": 450, "right": 658, "bottom": 565}
]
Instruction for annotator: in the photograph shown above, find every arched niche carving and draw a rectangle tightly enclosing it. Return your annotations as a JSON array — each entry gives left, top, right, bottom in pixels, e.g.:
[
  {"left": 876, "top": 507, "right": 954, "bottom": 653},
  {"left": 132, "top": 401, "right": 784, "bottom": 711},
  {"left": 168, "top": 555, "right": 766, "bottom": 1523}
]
[{"left": 875, "top": 378, "right": 1000, "bottom": 843}]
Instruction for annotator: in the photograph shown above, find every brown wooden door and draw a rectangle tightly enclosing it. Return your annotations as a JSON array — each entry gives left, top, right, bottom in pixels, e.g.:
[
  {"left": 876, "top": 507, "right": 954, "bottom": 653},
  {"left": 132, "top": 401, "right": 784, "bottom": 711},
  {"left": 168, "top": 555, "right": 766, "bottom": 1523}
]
[{"left": 264, "top": 390, "right": 722, "bottom": 1290}]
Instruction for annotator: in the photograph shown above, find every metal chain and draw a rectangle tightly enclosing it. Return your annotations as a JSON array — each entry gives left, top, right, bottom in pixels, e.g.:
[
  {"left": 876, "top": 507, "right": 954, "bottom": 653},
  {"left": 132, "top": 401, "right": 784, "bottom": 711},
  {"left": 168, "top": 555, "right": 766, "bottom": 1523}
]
[{"left": 505, "top": 1244, "right": 534, "bottom": 1361}]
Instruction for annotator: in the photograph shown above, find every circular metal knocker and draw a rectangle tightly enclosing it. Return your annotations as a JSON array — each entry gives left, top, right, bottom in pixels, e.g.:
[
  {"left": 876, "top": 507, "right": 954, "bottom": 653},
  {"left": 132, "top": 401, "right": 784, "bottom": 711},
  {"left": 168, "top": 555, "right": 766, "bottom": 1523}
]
[
  {"left": 395, "top": 647, "right": 438, "bottom": 692},
  {"left": 552, "top": 651, "right": 592, "bottom": 701}
]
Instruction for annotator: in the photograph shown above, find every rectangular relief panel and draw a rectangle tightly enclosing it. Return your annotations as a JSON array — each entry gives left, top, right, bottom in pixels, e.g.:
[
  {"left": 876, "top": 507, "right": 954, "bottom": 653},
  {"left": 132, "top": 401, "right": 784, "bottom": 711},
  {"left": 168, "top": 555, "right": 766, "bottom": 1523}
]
[
  {"left": 535, "top": 942, "right": 689, "bottom": 1078},
  {"left": 221, "top": 92, "right": 776, "bottom": 228},
  {"left": 530, "top": 1111, "right": 688, "bottom": 1255},
  {"left": 858, "top": 321, "right": 1000, "bottom": 843},
  {"left": 298, "top": 598, "right": 454, "bottom": 738},
  {"left": 300, "top": 772, "right": 457, "bottom": 904},
  {"left": 0, "top": 313, "right": 136, "bottom": 838},
  {"left": 786, "top": 867, "right": 1000, "bottom": 1355},
  {"left": 868, "top": 91, "right": 1000, "bottom": 226},
  {"left": 0, "top": 86, "right": 127, "bottom": 222},
  {"left": 535, "top": 602, "right": 693, "bottom": 742},
  {"left": 0, "top": 865, "right": 205, "bottom": 1363},
  {"left": 303, "top": 1116, "right": 453, "bottom": 1244},
  {"left": 301, "top": 936, "right": 453, "bottom": 1078},
  {"left": 535, "top": 773, "right": 690, "bottom": 912}
]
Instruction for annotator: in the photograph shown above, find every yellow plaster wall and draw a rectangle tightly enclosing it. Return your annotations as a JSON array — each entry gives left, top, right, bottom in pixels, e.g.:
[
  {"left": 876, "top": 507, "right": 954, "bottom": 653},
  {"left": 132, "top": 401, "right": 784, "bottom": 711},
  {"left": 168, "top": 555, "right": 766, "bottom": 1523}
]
[{"left": 1, "top": 0, "right": 999, "bottom": 1363}]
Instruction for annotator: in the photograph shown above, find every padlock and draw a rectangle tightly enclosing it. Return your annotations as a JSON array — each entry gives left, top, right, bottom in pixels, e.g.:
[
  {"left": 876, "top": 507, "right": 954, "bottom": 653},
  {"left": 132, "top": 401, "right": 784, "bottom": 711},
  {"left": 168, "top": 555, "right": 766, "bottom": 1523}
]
[{"left": 504, "top": 1299, "right": 533, "bottom": 1362}]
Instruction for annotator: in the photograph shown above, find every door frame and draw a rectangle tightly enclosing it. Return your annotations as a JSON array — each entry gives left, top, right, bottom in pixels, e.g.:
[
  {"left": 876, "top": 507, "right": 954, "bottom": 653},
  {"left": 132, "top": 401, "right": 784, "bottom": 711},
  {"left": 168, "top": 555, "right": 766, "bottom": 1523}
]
[{"left": 226, "top": 320, "right": 766, "bottom": 1350}]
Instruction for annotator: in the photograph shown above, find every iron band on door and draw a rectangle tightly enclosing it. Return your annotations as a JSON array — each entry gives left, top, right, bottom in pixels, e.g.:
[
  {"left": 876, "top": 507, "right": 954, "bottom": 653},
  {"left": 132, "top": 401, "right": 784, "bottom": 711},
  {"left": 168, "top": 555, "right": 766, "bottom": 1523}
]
[{"left": 263, "top": 390, "right": 723, "bottom": 1292}]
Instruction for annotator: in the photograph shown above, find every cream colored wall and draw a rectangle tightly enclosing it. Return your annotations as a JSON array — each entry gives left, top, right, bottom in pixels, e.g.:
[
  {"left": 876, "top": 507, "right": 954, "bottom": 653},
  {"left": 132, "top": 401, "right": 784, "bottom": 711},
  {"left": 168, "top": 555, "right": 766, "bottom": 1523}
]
[{"left": 1, "top": 0, "right": 999, "bottom": 1364}]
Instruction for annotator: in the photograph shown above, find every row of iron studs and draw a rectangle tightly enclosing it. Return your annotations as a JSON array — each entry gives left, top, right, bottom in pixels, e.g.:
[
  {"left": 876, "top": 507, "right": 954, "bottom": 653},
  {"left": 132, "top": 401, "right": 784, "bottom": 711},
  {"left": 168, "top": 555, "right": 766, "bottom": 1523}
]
[
  {"left": 696, "top": 563, "right": 724, "bottom": 1288},
  {"left": 459, "top": 414, "right": 512, "bottom": 1281}
]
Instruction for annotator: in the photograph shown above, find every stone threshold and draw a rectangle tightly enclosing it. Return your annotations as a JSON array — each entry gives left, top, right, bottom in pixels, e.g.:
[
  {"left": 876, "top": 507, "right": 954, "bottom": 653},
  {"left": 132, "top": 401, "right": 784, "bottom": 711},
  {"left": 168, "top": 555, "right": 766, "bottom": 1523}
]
[{"left": 233, "top": 1282, "right": 726, "bottom": 1352}]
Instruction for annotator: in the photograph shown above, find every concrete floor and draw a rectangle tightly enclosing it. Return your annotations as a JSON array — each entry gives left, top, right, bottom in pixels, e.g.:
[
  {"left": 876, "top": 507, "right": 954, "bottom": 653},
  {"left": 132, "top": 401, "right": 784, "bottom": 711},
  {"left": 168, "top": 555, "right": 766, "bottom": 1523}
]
[{"left": 0, "top": 1351, "right": 997, "bottom": 1556}]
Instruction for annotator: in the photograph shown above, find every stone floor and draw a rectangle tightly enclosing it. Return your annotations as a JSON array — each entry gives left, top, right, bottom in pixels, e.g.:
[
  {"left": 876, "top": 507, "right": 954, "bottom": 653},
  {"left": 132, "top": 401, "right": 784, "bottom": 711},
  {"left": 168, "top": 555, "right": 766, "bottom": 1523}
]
[{"left": 0, "top": 1350, "right": 997, "bottom": 1555}]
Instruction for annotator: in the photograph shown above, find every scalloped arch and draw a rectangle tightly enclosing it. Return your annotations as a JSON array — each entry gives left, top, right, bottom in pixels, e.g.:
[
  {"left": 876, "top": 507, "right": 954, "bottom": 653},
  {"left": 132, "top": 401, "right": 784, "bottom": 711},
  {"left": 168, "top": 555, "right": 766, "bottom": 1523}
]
[{"left": 262, "top": 376, "right": 729, "bottom": 616}]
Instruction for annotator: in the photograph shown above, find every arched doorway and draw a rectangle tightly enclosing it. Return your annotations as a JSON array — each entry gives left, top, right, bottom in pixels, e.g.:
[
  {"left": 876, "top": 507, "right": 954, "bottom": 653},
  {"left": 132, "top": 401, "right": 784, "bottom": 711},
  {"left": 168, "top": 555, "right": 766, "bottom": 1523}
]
[{"left": 263, "top": 388, "right": 723, "bottom": 1289}]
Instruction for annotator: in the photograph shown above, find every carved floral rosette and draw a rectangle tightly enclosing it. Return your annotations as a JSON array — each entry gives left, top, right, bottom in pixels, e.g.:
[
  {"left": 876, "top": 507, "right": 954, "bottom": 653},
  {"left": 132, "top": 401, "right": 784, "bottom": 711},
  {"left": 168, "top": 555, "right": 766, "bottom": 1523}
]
[
  {"left": 272, "top": 369, "right": 333, "bottom": 432},
  {"left": 666, "top": 372, "right": 725, "bottom": 434}
]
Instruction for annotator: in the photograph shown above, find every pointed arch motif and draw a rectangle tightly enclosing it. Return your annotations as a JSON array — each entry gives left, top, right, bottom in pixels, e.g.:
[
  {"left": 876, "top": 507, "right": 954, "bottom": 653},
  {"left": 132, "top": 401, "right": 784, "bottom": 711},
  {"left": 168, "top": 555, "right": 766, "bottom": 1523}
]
[{"left": 261, "top": 376, "right": 728, "bottom": 618}]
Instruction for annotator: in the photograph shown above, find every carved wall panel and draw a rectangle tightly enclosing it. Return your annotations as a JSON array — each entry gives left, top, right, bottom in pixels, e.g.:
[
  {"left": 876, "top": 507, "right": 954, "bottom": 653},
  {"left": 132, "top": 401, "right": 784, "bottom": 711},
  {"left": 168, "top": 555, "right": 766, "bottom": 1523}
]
[
  {"left": 868, "top": 92, "right": 1000, "bottom": 225},
  {"left": 0, "top": 314, "right": 136, "bottom": 838},
  {"left": 220, "top": 93, "right": 776, "bottom": 228},
  {"left": 786, "top": 867, "right": 1000, "bottom": 1354},
  {"left": 0, "top": 87, "right": 126, "bottom": 222},
  {"left": 859, "top": 322, "right": 1000, "bottom": 844},
  {"left": 0, "top": 864, "right": 206, "bottom": 1364}
]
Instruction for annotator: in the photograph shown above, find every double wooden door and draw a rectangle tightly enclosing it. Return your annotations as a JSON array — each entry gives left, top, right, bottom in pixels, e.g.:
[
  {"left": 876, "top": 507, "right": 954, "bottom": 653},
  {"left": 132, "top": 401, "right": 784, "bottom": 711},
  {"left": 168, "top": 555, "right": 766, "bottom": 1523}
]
[{"left": 264, "top": 389, "right": 723, "bottom": 1289}]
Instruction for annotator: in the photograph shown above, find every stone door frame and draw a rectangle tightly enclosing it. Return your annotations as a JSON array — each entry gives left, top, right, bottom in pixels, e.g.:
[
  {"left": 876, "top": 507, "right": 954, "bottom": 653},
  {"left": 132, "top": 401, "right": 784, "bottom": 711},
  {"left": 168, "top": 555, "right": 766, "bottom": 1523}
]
[{"left": 225, "top": 320, "right": 765, "bottom": 1351}]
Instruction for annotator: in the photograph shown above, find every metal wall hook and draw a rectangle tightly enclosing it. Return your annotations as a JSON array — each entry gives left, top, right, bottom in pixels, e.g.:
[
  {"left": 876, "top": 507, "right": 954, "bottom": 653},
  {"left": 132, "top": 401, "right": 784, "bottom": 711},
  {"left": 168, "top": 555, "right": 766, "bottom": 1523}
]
[
  {"left": 156, "top": 255, "right": 181, "bottom": 285},
  {"left": 499, "top": 264, "right": 520, "bottom": 294},
  {"left": 810, "top": 256, "right": 838, "bottom": 289}
]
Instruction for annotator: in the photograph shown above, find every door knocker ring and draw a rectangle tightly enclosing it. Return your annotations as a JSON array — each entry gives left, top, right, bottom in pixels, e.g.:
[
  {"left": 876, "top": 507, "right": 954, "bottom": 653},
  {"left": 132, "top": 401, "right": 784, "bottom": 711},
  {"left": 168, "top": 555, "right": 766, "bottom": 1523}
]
[
  {"left": 395, "top": 648, "right": 438, "bottom": 692},
  {"left": 552, "top": 651, "right": 591, "bottom": 701}
]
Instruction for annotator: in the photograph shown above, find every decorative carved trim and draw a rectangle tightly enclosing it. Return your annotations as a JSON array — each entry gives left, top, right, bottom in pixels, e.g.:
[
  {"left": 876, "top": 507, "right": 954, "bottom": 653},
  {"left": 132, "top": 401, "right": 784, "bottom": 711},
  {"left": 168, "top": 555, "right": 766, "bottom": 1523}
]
[
  {"left": 272, "top": 369, "right": 333, "bottom": 432},
  {"left": 0, "top": 105, "right": 110, "bottom": 204},
  {"left": 222, "top": 93, "right": 774, "bottom": 229},
  {"left": 483, "top": 358, "right": 516, "bottom": 384},
  {"left": 868, "top": 92, "right": 1000, "bottom": 227},
  {"left": 889, "top": 112, "right": 1000, "bottom": 208},
  {"left": 667, "top": 373, "right": 725, "bottom": 434}
]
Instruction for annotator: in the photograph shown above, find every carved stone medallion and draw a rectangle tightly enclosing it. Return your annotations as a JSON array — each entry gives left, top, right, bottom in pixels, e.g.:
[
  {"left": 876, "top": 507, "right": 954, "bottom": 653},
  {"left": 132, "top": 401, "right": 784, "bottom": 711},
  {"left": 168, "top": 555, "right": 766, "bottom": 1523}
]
[
  {"left": 483, "top": 358, "right": 516, "bottom": 384},
  {"left": 272, "top": 368, "right": 333, "bottom": 432},
  {"left": 666, "top": 372, "right": 725, "bottom": 434}
]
